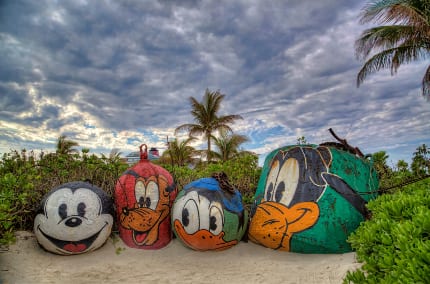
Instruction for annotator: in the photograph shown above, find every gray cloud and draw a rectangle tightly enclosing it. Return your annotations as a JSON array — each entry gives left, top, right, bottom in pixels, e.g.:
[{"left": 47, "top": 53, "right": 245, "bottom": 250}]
[{"left": 0, "top": 0, "right": 428, "bottom": 163}]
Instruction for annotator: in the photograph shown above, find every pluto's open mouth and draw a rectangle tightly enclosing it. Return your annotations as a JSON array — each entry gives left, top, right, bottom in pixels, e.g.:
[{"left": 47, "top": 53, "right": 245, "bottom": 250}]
[
  {"left": 132, "top": 230, "right": 149, "bottom": 245},
  {"left": 37, "top": 223, "right": 108, "bottom": 254}
]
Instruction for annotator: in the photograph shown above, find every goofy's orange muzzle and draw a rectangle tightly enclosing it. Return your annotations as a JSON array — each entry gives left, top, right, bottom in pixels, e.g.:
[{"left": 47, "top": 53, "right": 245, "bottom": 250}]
[{"left": 248, "top": 201, "right": 319, "bottom": 251}]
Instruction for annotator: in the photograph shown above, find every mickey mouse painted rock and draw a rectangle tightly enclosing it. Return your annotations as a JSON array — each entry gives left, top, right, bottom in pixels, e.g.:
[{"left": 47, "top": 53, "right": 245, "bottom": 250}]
[
  {"left": 248, "top": 144, "right": 379, "bottom": 253},
  {"left": 172, "top": 172, "right": 248, "bottom": 251},
  {"left": 34, "top": 181, "right": 114, "bottom": 255},
  {"left": 115, "top": 144, "right": 177, "bottom": 249}
]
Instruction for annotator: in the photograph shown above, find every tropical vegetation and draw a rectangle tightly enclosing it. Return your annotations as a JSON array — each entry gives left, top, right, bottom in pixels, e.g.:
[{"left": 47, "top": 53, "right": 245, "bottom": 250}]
[
  {"left": 0, "top": 137, "right": 129, "bottom": 245},
  {"left": 0, "top": 89, "right": 429, "bottom": 284},
  {"left": 356, "top": 0, "right": 430, "bottom": 100},
  {"left": 174, "top": 89, "right": 243, "bottom": 162},
  {"left": 344, "top": 179, "right": 430, "bottom": 284},
  {"left": 160, "top": 136, "right": 199, "bottom": 167},
  {"left": 210, "top": 129, "right": 251, "bottom": 162}
]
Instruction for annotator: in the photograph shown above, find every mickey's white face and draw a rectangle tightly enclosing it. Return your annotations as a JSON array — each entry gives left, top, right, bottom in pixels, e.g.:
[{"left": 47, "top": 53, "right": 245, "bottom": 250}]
[{"left": 34, "top": 187, "right": 113, "bottom": 255}]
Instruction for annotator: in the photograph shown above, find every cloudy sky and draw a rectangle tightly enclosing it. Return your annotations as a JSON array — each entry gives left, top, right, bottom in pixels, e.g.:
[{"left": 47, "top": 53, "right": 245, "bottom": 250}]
[{"left": 1, "top": 0, "right": 429, "bottom": 166}]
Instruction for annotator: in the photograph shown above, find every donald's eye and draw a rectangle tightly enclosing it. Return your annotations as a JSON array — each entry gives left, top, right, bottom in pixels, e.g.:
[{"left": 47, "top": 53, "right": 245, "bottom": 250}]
[
  {"left": 182, "top": 199, "right": 199, "bottom": 234},
  {"left": 209, "top": 205, "right": 223, "bottom": 235},
  {"left": 182, "top": 208, "right": 190, "bottom": 227}
]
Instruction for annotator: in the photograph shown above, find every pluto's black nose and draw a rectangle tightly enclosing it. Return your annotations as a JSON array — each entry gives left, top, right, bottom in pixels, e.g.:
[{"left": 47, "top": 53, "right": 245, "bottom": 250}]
[{"left": 65, "top": 217, "right": 82, "bottom": 227}]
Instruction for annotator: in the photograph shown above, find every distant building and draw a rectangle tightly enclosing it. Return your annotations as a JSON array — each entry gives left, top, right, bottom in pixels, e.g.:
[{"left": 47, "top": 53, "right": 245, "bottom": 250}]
[{"left": 124, "top": 147, "right": 160, "bottom": 165}]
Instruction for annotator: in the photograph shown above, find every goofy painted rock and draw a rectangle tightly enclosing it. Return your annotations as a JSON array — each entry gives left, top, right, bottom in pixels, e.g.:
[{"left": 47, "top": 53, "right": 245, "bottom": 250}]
[
  {"left": 115, "top": 144, "right": 177, "bottom": 249},
  {"left": 172, "top": 172, "right": 248, "bottom": 251},
  {"left": 248, "top": 144, "right": 379, "bottom": 253}
]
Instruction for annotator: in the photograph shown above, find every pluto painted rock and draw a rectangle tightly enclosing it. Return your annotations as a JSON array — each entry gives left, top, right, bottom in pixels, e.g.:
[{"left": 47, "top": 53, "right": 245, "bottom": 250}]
[
  {"left": 248, "top": 144, "right": 379, "bottom": 253},
  {"left": 115, "top": 144, "right": 177, "bottom": 249},
  {"left": 172, "top": 172, "right": 248, "bottom": 251},
  {"left": 34, "top": 181, "right": 114, "bottom": 255}
]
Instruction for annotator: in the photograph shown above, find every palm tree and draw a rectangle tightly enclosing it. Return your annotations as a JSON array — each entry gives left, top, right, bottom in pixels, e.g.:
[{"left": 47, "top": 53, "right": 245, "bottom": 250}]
[
  {"left": 101, "top": 148, "right": 122, "bottom": 163},
  {"left": 162, "top": 137, "right": 198, "bottom": 166},
  {"left": 355, "top": 0, "right": 430, "bottom": 100},
  {"left": 411, "top": 144, "right": 430, "bottom": 175},
  {"left": 56, "top": 135, "right": 79, "bottom": 155},
  {"left": 175, "top": 89, "right": 243, "bottom": 162},
  {"left": 211, "top": 129, "right": 250, "bottom": 162},
  {"left": 372, "top": 150, "right": 391, "bottom": 178},
  {"left": 396, "top": 159, "right": 409, "bottom": 172}
]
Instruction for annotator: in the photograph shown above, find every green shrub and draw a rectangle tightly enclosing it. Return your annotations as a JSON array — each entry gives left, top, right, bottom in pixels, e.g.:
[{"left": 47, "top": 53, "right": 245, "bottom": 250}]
[
  {"left": 0, "top": 149, "right": 260, "bottom": 245},
  {"left": 344, "top": 179, "right": 430, "bottom": 284},
  {"left": 159, "top": 153, "right": 261, "bottom": 203},
  {"left": 0, "top": 150, "right": 128, "bottom": 244}
]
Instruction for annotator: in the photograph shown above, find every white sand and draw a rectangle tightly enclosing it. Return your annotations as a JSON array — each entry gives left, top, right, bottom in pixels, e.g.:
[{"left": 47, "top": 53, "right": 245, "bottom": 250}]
[{"left": 0, "top": 231, "right": 361, "bottom": 284}]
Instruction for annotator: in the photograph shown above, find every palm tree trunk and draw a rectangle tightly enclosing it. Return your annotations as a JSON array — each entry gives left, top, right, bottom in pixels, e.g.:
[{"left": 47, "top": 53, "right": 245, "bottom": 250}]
[{"left": 207, "top": 133, "right": 211, "bottom": 162}]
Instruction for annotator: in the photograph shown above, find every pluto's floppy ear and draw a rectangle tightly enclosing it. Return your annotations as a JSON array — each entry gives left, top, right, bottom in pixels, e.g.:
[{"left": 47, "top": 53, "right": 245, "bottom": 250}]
[{"left": 322, "top": 173, "right": 369, "bottom": 218}]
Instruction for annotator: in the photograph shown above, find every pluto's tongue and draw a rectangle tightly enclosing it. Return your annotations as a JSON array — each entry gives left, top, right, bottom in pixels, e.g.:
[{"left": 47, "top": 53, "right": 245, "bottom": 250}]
[
  {"left": 135, "top": 231, "right": 148, "bottom": 243},
  {"left": 63, "top": 243, "right": 87, "bottom": 253}
]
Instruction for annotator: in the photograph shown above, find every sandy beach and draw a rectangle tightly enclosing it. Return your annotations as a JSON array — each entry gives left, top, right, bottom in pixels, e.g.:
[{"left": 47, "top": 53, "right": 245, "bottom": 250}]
[{"left": 1, "top": 231, "right": 360, "bottom": 284}]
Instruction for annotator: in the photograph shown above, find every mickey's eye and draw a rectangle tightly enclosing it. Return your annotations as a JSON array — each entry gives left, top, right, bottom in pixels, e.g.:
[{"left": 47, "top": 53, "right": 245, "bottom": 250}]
[
  {"left": 265, "top": 159, "right": 279, "bottom": 201},
  {"left": 77, "top": 202, "right": 86, "bottom": 217},
  {"left": 209, "top": 204, "right": 223, "bottom": 235},
  {"left": 145, "top": 181, "right": 159, "bottom": 211},
  {"left": 182, "top": 199, "right": 199, "bottom": 234},
  {"left": 59, "top": 203, "right": 67, "bottom": 220}
]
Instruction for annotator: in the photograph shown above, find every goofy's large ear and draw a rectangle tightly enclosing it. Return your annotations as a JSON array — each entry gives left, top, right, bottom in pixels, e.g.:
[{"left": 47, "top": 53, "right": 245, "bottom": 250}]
[
  {"left": 321, "top": 173, "right": 369, "bottom": 218},
  {"left": 317, "top": 146, "right": 332, "bottom": 168}
]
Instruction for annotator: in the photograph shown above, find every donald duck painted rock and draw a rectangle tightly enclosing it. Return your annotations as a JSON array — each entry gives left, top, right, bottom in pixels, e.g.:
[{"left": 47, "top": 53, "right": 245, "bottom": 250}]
[{"left": 172, "top": 172, "right": 248, "bottom": 251}]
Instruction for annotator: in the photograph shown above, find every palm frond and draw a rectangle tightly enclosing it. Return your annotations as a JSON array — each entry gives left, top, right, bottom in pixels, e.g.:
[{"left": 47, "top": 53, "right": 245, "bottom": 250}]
[
  {"left": 357, "top": 44, "right": 428, "bottom": 86},
  {"left": 357, "top": 0, "right": 430, "bottom": 98},
  {"left": 422, "top": 64, "right": 430, "bottom": 100},
  {"left": 360, "top": 0, "right": 427, "bottom": 25},
  {"left": 355, "top": 25, "right": 421, "bottom": 59}
]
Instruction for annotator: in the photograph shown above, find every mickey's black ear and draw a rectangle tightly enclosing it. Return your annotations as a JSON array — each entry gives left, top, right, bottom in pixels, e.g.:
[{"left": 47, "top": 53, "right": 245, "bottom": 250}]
[{"left": 317, "top": 146, "right": 332, "bottom": 167}]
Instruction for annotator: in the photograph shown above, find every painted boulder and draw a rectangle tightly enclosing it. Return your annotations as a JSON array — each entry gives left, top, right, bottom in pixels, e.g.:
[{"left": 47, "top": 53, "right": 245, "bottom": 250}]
[
  {"left": 172, "top": 172, "right": 248, "bottom": 251},
  {"left": 115, "top": 144, "right": 177, "bottom": 249},
  {"left": 34, "top": 181, "right": 114, "bottom": 255},
  {"left": 248, "top": 144, "right": 379, "bottom": 253}
]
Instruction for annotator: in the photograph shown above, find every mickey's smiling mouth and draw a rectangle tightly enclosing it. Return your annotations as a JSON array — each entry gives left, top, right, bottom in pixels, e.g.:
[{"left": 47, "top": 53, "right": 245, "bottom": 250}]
[{"left": 37, "top": 222, "right": 108, "bottom": 254}]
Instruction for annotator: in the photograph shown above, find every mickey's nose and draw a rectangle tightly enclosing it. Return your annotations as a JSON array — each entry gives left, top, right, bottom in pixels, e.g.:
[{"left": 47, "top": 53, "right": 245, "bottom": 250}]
[{"left": 65, "top": 217, "right": 82, "bottom": 227}]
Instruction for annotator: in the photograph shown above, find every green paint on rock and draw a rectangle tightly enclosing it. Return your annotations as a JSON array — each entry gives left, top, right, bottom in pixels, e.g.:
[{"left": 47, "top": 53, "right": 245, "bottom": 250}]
[{"left": 249, "top": 144, "right": 379, "bottom": 253}]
